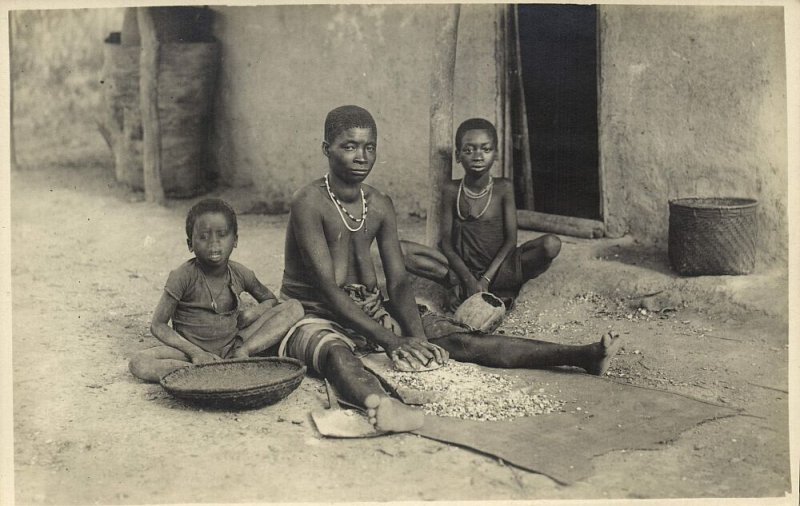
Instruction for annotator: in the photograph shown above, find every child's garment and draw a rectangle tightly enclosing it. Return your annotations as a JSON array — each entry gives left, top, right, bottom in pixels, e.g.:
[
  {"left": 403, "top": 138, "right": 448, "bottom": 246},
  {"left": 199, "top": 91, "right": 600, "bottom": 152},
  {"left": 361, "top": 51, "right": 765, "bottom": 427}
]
[
  {"left": 165, "top": 258, "right": 273, "bottom": 356},
  {"left": 450, "top": 213, "right": 523, "bottom": 301}
]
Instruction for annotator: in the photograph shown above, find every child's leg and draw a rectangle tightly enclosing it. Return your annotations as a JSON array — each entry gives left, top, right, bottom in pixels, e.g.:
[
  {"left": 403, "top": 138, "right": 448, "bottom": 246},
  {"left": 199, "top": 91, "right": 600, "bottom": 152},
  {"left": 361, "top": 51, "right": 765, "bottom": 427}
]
[
  {"left": 129, "top": 346, "right": 192, "bottom": 382},
  {"left": 319, "top": 342, "right": 424, "bottom": 432},
  {"left": 232, "top": 299, "right": 304, "bottom": 358},
  {"left": 430, "top": 331, "right": 622, "bottom": 376},
  {"left": 519, "top": 234, "right": 562, "bottom": 280},
  {"left": 400, "top": 240, "right": 452, "bottom": 285}
]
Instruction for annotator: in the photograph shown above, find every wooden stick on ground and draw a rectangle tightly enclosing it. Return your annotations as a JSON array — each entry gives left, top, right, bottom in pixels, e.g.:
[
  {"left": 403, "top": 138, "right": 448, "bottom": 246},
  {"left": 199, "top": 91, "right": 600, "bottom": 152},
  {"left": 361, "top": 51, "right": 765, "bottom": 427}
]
[
  {"left": 517, "top": 209, "right": 605, "bottom": 238},
  {"left": 426, "top": 5, "right": 460, "bottom": 247}
]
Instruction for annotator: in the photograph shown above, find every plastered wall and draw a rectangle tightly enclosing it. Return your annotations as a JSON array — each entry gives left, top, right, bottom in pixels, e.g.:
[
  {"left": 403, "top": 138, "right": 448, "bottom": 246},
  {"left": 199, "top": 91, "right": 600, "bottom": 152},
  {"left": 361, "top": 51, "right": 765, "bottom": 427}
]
[
  {"left": 598, "top": 5, "right": 787, "bottom": 263},
  {"left": 209, "top": 4, "right": 787, "bottom": 264},
  {"left": 209, "top": 4, "right": 498, "bottom": 217}
]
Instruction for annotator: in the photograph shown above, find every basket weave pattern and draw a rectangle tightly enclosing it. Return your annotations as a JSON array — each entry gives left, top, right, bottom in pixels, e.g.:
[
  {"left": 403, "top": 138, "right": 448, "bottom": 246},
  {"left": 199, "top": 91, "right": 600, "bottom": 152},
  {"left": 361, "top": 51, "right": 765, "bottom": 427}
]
[
  {"left": 668, "top": 198, "right": 758, "bottom": 276},
  {"left": 160, "top": 357, "right": 306, "bottom": 410}
]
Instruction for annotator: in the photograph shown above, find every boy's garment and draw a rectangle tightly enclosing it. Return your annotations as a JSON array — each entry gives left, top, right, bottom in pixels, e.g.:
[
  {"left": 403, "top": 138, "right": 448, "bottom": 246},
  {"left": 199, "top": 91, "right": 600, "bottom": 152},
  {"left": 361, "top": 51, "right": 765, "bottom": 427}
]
[
  {"left": 165, "top": 258, "right": 274, "bottom": 356},
  {"left": 451, "top": 213, "right": 523, "bottom": 300},
  {"left": 277, "top": 281, "right": 472, "bottom": 374}
]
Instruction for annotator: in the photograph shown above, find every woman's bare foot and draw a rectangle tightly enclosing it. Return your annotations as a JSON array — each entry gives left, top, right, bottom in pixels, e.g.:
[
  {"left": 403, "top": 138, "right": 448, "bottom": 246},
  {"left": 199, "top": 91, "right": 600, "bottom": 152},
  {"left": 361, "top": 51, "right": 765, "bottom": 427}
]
[
  {"left": 363, "top": 394, "right": 424, "bottom": 433},
  {"left": 586, "top": 332, "right": 624, "bottom": 376}
]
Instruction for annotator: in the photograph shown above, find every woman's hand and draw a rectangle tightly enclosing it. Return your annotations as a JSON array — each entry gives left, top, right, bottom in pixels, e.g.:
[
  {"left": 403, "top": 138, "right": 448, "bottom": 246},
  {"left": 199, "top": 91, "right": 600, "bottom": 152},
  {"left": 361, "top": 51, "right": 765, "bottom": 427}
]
[{"left": 387, "top": 338, "right": 449, "bottom": 371}]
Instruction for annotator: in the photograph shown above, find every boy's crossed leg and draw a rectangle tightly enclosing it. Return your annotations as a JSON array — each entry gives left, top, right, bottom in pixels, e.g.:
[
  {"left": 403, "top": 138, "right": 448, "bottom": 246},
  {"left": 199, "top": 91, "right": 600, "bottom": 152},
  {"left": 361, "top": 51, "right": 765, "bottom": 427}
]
[
  {"left": 129, "top": 299, "right": 304, "bottom": 383},
  {"left": 401, "top": 235, "right": 562, "bottom": 295}
]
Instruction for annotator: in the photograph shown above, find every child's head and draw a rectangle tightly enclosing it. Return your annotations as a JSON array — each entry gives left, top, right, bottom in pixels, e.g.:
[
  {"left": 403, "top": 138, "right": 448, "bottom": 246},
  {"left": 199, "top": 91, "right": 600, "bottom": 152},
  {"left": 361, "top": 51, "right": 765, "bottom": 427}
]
[
  {"left": 455, "top": 118, "right": 498, "bottom": 174},
  {"left": 323, "top": 105, "right": 378, "bottom": 183},
  {"left": 185, "top": 199, "right": 238, "bottom": 265},
  {"left": 455, "top": 118, "right": 498, "bottom": 151},
  {"left": 324, "top": 105, "right": 377, "bottom": 144}
]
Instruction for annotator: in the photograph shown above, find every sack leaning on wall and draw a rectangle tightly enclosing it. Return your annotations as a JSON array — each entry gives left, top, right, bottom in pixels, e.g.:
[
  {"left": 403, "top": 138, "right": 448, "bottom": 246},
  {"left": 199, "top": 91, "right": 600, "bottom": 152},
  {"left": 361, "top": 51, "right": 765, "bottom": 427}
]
[{"left": 101, "top": 27, "right": 219, "bottom": 198}]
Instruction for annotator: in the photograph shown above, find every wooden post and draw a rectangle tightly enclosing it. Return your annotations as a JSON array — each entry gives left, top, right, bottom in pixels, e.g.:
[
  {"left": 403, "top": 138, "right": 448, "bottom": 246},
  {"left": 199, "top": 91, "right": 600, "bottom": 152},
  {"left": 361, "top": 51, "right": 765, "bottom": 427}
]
[
  {"left": 511, "top": 6, "right": 535, "bottom": 211},
  {"left": 494, "top": 5, "right": 508, "bottom": 179},
  {"left": 137, "top": 7, "right": 166, "bottom": 204},
  {"left": 426, "top": 5, "right": 460, "bottom": 247}
]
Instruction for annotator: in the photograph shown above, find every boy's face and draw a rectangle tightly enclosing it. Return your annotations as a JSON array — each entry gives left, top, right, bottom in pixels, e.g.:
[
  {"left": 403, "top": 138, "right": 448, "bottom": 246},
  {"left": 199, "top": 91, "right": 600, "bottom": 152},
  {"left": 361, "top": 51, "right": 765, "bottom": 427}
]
[
  {"left": 188, "top": 212, "right": 238, "bottom": 268},
  {"left": 323, "top": 127, "right": 377, "bottom": 184},
  {"left": 457, "top": 129, "right": 496, "bottom": 175}
]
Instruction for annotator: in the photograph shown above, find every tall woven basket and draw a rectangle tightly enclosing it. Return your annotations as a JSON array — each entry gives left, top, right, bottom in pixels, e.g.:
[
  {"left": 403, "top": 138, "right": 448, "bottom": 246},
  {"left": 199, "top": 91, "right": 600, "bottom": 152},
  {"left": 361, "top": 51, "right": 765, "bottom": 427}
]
[{"left": 668, "top": 197, "right": 758, "bottom": 276}]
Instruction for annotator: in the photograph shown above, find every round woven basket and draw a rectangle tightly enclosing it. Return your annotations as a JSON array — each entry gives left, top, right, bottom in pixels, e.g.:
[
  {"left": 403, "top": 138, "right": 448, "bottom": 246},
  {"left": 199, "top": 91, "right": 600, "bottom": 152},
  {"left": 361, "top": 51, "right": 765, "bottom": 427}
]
[
  {"left": 160, "top": 357, "right": 306, "bottom": 410},
  {"left": 668, "top": 197, "right": 758, "bottom": 276}
]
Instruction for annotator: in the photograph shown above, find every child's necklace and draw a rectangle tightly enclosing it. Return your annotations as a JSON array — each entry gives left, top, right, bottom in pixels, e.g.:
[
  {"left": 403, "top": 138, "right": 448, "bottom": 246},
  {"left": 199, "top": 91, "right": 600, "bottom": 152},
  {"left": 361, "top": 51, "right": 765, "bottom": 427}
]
[
  {"left": 324, "top": 174, "right": 368, "bottom": 233},
  {"left": 457, "top": 178, "right": 493, "bottom": 220},
  {"left": 199, "top": 267, "right": 230, "bottom": 312},
  {"left": 462, "top": 177, "right": 493, "bottom": 199}
]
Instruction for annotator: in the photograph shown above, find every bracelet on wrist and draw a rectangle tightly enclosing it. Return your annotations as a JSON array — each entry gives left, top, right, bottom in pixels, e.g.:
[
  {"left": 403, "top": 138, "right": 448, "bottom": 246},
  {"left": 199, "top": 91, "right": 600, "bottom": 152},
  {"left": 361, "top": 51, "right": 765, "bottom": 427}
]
[{"left": 482, "top": 275, "right": 491, "bottom": 284}]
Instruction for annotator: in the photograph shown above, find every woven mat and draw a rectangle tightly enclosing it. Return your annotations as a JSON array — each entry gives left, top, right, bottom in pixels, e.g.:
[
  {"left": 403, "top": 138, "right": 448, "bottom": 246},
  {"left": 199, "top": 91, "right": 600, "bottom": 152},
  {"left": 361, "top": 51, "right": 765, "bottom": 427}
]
[{"left": 362, "top": 354, "right": 738, "bottom": 485}]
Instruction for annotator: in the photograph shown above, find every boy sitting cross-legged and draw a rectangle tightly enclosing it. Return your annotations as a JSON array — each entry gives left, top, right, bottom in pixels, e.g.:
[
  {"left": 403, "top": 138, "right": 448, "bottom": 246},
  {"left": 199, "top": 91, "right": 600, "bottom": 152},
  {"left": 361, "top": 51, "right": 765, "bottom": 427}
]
[
  {"left": 278, "top": 106, "right": 622, "bottom": 435},
  {"left": 129, "top": 198, "right": 304, "bottom": 382},
  {"left": 402, "top": 118, "right": 561, "bottom": 309}
]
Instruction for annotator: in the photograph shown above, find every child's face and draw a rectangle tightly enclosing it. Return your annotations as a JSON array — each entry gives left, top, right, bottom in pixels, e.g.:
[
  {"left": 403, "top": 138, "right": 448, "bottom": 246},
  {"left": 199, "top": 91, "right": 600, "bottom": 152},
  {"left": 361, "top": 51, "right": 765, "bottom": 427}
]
[
  {"left": 457, "top": 129, "right": 496, "bottom": 175},
  {"left": 323, "top": 127, "right": 377, "bottom": 184},
  {"left": 188, "top": 212, "right": 238, "bottom": 268}
]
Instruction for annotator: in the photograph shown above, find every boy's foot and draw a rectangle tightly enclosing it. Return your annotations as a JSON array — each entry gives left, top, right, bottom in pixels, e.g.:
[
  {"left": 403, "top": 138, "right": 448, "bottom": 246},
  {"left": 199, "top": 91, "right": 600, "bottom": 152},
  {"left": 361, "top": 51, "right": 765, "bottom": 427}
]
[
  {"left": 363, "top": 394, "right": 424, "bottom": 433},
  {"left": 586, "top": 332, "right": 624, "bottom": 376}
]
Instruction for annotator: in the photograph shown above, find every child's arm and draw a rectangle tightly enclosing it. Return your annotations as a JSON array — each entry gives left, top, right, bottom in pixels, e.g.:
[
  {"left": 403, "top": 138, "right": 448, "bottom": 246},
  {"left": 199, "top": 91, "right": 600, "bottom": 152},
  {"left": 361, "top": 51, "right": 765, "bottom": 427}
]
[
  {"left": 245, "top": 274, "right": 279, "bottom": 305},
  {"left": 238, "top": 272, "right": 280, "bottom": 328},
  {"left": 150, "top": 292, "right": 220, "bottom": 364},
  {"left": 476, "top": 180, "right": 517, "bottom": 292},
  {"left": 438, "top": 181, "right": 480, "bottom": 295}
]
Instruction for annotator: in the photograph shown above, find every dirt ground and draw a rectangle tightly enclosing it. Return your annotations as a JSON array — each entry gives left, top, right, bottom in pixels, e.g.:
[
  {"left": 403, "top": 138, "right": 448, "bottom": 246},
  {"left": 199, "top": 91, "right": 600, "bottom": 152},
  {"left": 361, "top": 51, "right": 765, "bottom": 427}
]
[{"left": 9, "top": 160, "right": 791, "bottom": 503}]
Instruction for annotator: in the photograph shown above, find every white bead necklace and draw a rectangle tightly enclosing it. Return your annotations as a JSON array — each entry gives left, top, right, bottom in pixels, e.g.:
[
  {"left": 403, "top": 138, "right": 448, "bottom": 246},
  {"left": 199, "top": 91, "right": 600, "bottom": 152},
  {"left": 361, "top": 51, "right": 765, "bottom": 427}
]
[
  {"left": 462, "top": 177, "right": 493, "bottom": 199},
  {"left": 456, "top": 178, "right": 493, "bottom": 220},
  {"left": 324, "top": 174, "right": 368, "bottom": 233}
]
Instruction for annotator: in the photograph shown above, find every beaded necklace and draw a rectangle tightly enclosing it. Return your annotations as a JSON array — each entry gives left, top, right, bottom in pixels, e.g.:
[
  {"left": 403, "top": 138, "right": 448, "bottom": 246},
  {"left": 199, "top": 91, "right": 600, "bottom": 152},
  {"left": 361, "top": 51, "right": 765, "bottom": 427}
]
[
  {"left": 456, "top": 178, "right": 493, "bottom": 221},
  {"left": 324, "top": 174, "right": 368, "bottom": 233},
  {"left": 199, "top": 266, "right": 230, "bottom": 312}
]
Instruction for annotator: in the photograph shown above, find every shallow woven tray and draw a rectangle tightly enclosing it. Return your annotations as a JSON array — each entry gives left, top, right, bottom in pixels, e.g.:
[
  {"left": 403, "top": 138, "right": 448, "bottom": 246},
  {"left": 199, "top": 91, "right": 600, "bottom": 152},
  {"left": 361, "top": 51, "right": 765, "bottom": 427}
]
[
  {"left": 160, "top": 357, "right": 306, "bottom": 410},
  {"left": 668, "top": 197, "right": 758, "bottom": 276}
]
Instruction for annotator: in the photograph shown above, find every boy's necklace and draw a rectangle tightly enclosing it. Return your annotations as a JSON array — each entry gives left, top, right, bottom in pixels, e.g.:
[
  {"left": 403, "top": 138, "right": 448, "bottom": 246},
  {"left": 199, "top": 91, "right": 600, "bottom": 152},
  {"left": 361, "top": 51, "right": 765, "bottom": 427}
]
[
  {"left": 457, "top": 178, "right": 493, "bottom": 220},
  {"left": 324, "top": 174, "right": 368, "bottom": 233},
  {"left": 462, "top": 177, "right": 493, "bottom": 199},
  {"left": 199, "top": 267, "right": 230, "bottom": 312}
]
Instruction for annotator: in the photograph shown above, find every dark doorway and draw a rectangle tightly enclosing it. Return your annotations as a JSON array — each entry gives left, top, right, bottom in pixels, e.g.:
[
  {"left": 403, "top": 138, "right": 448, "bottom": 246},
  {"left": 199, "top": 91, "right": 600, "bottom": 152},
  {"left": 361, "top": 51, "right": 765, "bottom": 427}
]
[{"left": 514, "top": 4, "right": 600, "bottom": 220}]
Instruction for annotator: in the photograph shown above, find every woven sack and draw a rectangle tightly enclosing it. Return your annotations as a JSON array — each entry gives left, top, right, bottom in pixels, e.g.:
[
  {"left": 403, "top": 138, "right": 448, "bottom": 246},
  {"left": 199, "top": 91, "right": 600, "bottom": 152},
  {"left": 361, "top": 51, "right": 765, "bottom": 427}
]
[
  {"left": 668, "top": 197, "right": 758, "bottom": 276},
  {"left": 453, "top": 292, "right": 506, "bottom": 333}
]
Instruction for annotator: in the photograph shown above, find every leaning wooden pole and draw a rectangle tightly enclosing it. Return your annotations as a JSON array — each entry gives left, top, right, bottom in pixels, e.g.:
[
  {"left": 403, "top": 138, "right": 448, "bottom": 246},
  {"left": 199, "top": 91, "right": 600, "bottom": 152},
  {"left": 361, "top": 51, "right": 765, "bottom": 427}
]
[
  {"left": 137, "top": 7, "right": 166, "bottom": 204},
  {"left": 426, "top": 5, "right": 460, "bottom": 247}
]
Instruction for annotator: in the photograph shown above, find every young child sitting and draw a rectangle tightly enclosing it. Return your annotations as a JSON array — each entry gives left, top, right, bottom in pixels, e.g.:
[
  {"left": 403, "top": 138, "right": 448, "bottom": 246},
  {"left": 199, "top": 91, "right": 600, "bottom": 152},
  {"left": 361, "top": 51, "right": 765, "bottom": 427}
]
[
  {"left": 401, "top": 118, "right": 561, "bottom": 309},
  {"left": 129, "top": 198, "right": 304, "bottom": 382}
]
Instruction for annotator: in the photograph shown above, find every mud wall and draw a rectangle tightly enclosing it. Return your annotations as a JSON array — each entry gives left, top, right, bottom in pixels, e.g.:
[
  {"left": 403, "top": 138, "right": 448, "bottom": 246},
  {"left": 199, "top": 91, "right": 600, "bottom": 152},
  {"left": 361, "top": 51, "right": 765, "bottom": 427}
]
[
  {"left": 598, "top": 6, "right": 787, "bottom": 264},
  {"left": 209, "top": 4, "right": 498, "bottom": 217},
  {"left": 10, "top": 9, "right": 124, "bottom": 166}
]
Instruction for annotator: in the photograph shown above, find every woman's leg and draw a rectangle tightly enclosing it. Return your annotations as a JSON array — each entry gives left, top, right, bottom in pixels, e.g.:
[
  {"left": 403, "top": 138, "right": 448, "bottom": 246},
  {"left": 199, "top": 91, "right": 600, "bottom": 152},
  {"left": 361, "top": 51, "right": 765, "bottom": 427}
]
[
  {"left": 430, "top": 330, "right": 622, "bottom": 376},
  {"left": 319, "top": 343, "right": 424, "bottom": 432}
]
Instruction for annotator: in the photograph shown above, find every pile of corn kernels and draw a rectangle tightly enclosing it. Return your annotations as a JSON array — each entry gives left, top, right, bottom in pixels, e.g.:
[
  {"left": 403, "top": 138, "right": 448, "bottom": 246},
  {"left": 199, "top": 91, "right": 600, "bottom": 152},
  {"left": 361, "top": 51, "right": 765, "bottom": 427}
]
[{"left": 382, "top": 361, "right": 564, "bottom": 421}]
